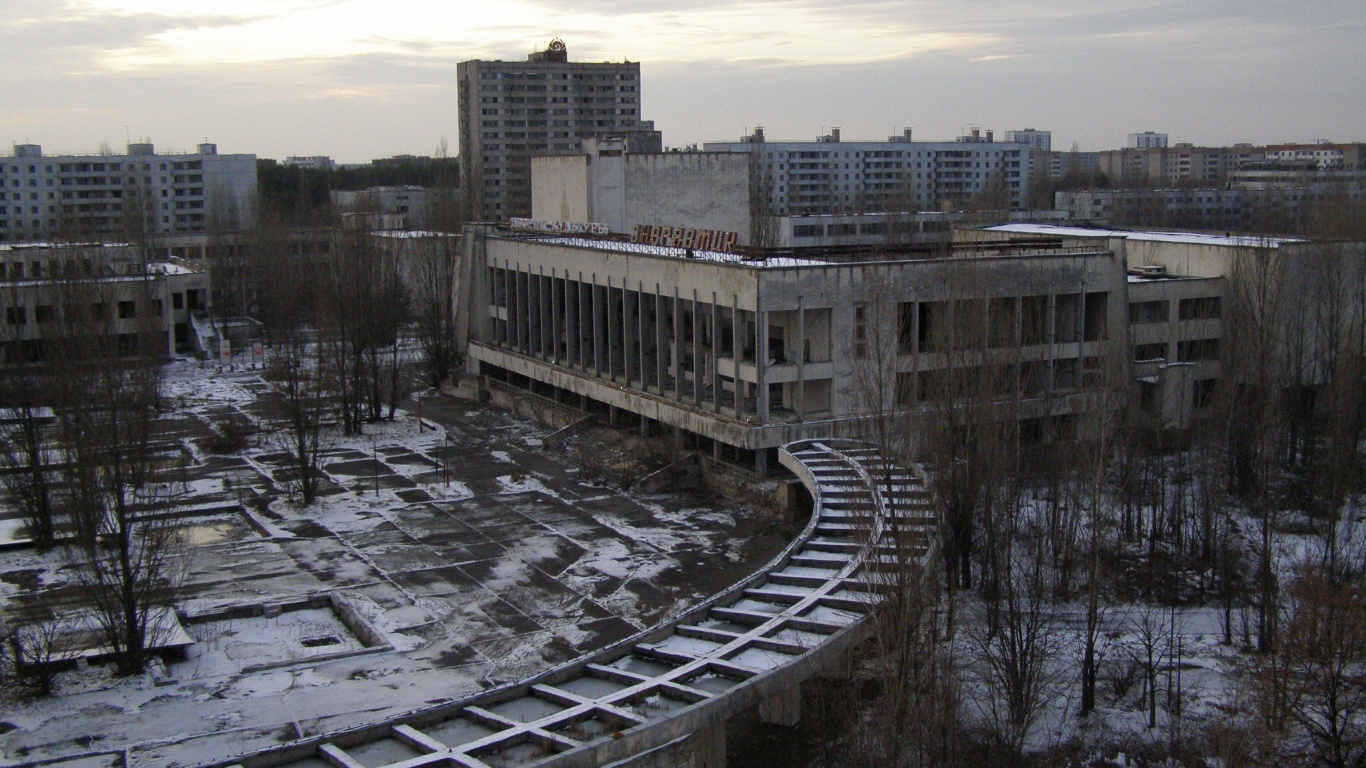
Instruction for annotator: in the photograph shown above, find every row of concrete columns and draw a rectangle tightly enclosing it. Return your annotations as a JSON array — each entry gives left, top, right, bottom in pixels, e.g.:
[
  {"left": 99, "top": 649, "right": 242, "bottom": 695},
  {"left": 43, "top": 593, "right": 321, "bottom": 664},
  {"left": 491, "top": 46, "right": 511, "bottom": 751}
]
[{"left": 490, "top": 262, "right": 770, "bottom": 420}]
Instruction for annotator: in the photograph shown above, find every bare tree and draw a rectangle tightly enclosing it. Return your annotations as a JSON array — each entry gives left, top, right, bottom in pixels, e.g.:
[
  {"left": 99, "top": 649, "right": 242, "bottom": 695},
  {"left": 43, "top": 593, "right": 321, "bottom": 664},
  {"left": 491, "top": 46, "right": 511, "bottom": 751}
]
[
  {"left": 45, "top": 246, "right": 184, "bottom": 677},
  {"left": 409, "top": 233, "right": 462, "bottom": 387},
  {"left": 0, "top": 276, "right": 59, "bottom": 549},
  {"left": 1249, "top": 567, "right": 1366, "bottom": 768}
]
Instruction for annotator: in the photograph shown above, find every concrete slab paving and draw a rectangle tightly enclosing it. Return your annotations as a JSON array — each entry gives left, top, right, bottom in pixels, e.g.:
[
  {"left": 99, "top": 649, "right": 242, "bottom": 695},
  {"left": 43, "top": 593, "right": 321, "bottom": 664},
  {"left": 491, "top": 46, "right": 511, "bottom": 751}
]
[{"left": 0, "top": 361, "right": 797, "bottom": 767}]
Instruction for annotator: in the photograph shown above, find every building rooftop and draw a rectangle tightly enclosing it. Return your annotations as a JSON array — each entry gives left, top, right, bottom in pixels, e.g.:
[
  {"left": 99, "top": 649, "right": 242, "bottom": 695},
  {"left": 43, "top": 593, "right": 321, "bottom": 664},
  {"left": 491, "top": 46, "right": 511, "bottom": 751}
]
[{"left": 982, "top": 223, "right": 1304, "bottom": 248}]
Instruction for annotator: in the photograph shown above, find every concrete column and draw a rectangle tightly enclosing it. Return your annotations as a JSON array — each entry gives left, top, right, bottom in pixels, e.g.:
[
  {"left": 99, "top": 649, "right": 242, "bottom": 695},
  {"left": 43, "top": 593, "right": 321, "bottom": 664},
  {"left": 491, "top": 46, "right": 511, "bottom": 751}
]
[
  {"left": 755, "top": 447, "right": 769, "bottom": 476},
  {"left": 1046, "top": 293, "right": 1057, "bottom": 389},
  {"left": 711, "top": 294, "right": 721, "bottom": 412},
  {"left": 691, "top": 289, "right": 702, "bottom": 406},
  {"left": 606, "top": 278, "right": 618, "bottom": 381},
  {"left": 654, "top": 286, "right": 665, "bottom": 392},
  {"left": 796, "top": 299, "right": 806, "bottom": 419},
  {"left": 756, "top": 306, "right": 769, "bottom": 419},
  {"left": 550, "top": 271, "right": 562, "bottom": 363},
  {"left": 732, "top": 301, "right": 742, "bottom": 416},
  {"left": 671, "top": 288, "right": 682, "bottom": 400},
  {"left": 759, "top": 684, "right": 800, "bottom": 726},
  {"left": 592, "top": 275, "right": 603, "bottom": 375},
  {"left": 568, "top": 274, "right": 581, "bottom": 369},
  {"left": 623, "top": 283, "right": 635, "bottom": 384},
  {"left": 509, "top": 263, "right": 519, "bottom": 350},
  {"left": 608, "top": 405, "right": 619, "bottom": 428},
  {"left": 819, "top": 650, "right": 853, "bottom": 680},
  {"left": 500, "top": 264, "right": 511, "bottom": 347},
  {"left": 691, "top": 720, "right": 726, "bottom": 768},
  {"left": 540, "top": 270, "right": 552, "bottom": 359},
  {"left": 639, "top": 414, "right": 649, "bottom": 437},
  {"left": 579, "top": 276, "right": 590, "bottom": 370},
  {"left": 637, "top": 281, "right": 648, "bottom": 388}
]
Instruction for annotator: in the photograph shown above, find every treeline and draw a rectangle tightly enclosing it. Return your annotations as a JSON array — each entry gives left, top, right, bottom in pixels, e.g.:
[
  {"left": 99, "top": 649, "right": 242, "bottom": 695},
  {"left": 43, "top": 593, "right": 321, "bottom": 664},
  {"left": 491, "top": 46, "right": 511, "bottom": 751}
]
[{"left": 256, "top": 157, "right": 459, "bottom": 222}]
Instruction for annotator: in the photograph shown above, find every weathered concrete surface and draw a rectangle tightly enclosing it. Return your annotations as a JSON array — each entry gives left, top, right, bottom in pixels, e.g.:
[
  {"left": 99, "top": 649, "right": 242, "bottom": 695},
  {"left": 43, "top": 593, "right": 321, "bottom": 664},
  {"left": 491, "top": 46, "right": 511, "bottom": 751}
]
[{"left": 0, "top": 366, "right": 791, "bottom": 768}]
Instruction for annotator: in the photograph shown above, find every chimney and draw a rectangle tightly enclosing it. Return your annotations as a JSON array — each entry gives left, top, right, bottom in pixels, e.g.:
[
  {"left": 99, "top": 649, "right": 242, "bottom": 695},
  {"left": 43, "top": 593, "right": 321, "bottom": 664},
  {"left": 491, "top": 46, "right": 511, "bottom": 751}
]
[
  {"left": 986, "top": 130, "right": 994, "bottom": 143},
  {"left": 831, "top": 127, "right": 841, "bottom": 143}
]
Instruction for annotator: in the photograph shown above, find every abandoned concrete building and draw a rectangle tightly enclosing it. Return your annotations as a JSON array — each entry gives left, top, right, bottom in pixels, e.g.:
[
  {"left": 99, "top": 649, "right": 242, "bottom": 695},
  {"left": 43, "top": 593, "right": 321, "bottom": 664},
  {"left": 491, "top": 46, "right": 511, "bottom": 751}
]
[
  {"left": 0, "top": 241, "right": 211, "bottom": 364},
  {"left": 456, "top": 223, "right": 1134, "bottom": 472}
]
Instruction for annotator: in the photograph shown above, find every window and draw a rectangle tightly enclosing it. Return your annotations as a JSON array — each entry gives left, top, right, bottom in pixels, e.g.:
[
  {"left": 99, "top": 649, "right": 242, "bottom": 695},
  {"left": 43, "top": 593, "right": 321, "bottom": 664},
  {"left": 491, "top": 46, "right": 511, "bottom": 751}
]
[
  {"left": 1083, "top": 292, "right": 1109, "bottom": 341},
  {"left": 1193, "top": 378, "right": 1218, "bottom": 408},
  {"left": 1134, "top": 342, "right": 1167, "bottom": 361},
  {"left": 792, "top": 224, "right": 822, "bottom": 237},
  {"left": 1177, "top": 338, "right": 1219, "bottom": 361},
  {"left": 34, "top": 305, "right": 55, "bottom": 324},
  {"left": 1128, "top": 300, "right": 1168, "bottom": 324},
  {"left": 918, "top": 301, "right": 949, "bottom": 352},
  {"left": 854, "top": 306, "right": 867, "bottom": 358},
  {"left": 1179, "top": 296, "right": 1221, "bottom": 320},
  {"left": 5, "top": 306, "right": 26, "bottom": 325}
]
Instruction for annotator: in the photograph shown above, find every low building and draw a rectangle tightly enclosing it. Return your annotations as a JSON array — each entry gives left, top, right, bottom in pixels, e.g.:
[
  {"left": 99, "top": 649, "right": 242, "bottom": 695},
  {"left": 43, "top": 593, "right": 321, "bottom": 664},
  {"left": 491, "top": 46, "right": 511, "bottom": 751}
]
[
  {"left": 967, "top": 223, "right": 1366, "bottom": 429},
  {"left": 331, "top": 186, "right": 441, "bottom": 229},
  {"left": 0, "top": 241, "right": 212, "bottom": 363}
]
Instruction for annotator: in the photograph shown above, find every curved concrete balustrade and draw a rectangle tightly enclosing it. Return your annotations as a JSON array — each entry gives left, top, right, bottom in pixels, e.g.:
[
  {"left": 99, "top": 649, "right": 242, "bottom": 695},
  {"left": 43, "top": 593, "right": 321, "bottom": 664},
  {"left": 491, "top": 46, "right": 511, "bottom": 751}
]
[{"left": 205, "top": 439, "right": 936, "bottom": 768}]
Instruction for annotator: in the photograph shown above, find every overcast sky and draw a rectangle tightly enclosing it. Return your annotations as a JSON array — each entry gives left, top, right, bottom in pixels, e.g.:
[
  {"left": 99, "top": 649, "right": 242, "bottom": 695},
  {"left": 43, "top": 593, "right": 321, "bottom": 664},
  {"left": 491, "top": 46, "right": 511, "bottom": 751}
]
[{"left": 3, "top": 0, "right": 1364, "bottom": 163}]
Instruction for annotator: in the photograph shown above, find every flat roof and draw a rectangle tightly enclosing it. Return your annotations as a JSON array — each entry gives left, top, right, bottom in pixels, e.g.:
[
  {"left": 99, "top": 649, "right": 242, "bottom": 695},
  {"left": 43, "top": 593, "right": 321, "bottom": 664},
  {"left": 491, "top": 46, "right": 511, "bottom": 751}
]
[
  {"left": 516, "top": 235, "right": 833, "bottom": 267},
  {"left": 982, "top": 223, "right": 1304, "bottom": 248}
]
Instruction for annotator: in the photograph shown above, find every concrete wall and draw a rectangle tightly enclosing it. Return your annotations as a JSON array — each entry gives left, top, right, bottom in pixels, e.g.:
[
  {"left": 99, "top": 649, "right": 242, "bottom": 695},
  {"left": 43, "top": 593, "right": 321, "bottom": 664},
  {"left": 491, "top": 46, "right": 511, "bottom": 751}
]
[
  {"left": 622, "top": 153, "right": 750, "bottom": 245},
  {"left": 531, "top": 149, "right": 750, "bottom": 244},
  {"left": 531, "top": 155, "right": 591, "bottom": 224}
]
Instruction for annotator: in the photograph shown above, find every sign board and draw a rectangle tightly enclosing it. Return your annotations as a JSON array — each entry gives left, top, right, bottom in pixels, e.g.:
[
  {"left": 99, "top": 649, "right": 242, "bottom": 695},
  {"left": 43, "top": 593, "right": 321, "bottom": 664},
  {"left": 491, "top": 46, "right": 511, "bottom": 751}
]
[
  {"left": 630, "top": 224, "right": 739, "bottom": 254},
  {"left": 251, "top": 342, "right": 264, "bottom": 368},
  {"left": 218, "top": 339, "right": 231, "bottom": 367},
  {"left": 509, "top": 218, "right": 609, "bottom": 236}
]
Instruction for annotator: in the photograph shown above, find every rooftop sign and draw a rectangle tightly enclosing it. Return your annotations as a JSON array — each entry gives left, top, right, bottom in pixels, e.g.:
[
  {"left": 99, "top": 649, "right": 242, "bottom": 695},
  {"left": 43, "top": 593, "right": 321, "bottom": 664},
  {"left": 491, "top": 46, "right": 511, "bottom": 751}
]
[{"left": 631, "top": 224, "right": 739, "bottom": 253}]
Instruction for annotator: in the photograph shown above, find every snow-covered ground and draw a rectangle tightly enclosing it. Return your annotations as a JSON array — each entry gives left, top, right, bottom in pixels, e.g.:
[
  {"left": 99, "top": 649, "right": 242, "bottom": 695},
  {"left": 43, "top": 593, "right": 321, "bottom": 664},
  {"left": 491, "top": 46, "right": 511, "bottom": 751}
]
[{"left": 0, "top": 359, "right": 785, "bottom": 767}]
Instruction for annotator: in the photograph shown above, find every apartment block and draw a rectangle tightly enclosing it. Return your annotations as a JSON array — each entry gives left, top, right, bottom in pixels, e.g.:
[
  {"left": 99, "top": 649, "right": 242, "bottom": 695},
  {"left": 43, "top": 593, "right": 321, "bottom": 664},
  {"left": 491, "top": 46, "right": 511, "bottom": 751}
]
[
  {"left": 703, "top": 127, "right": 1031, "bottom": 215},
  {"left": 458, "top": 40, "right": 662, "bottom": 223},
  {"left": 0, "top": 143, "right": 256, "bottom": 243}
]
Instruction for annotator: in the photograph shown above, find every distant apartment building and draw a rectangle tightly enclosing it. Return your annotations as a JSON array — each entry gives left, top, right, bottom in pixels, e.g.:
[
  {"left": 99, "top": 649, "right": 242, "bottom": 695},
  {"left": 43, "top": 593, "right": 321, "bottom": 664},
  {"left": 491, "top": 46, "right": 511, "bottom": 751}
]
[
  {"left": 331, "top": 186, "right": 440, "bottom": 229},
  {"left": 1028, "top": 149, "right": 1102, "bottom": 181},
  {"left": 1005, "top": 129, "right": 1052, "bottom": 152},
  {"left": 0, "top": 143, "right": 256, "bottom": 243},
  {"left": 1264, "top": 142, "right": 1366, "bottom": 170},
  {"left": 1128, "top": 132, "right": 1169, "bottom": 149},
  {"left": 1100, "top": 143, "right": 1265, "bottom": 185},
  {"left": 703, "top": 127, "right": 1032, "bottom": 214},
  {"left": 282, "top": 156, "right": 336, "bottom": 170},
  {"left": 1056, "top": 184, "right": 1364, "bottom": 232},
  {"left": 457, "top": 39, "right": 662, "bottom": 223}
]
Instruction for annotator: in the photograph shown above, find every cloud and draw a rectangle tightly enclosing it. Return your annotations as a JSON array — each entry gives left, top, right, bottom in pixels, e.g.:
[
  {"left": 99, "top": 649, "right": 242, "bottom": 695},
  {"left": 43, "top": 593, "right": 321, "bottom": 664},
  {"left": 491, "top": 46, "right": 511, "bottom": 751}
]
[{"left": 1, "top": 0, "right": 1364, "bottom": 162}]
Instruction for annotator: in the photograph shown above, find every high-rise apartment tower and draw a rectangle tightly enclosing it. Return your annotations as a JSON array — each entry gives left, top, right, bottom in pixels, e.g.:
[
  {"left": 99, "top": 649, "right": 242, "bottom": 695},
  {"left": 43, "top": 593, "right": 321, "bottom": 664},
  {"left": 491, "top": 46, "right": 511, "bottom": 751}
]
[{"left": 457, "top": 40, "right": 661, "bottom": 223}]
